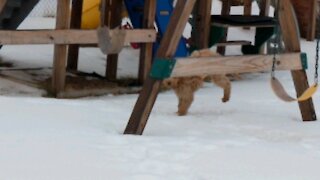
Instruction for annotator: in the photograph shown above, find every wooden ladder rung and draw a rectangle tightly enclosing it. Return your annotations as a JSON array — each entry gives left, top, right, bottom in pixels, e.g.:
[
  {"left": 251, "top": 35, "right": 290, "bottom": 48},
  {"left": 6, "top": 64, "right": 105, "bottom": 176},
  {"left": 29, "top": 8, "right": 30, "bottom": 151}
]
[
  {"left": 211, "top": 15, "right": 276, "bottom": 28},
  {"left": 216, "top": 40, "right": 251, "bottom": 46},
  {"left": 212, "top": 22, "right": 276, "bottom": 28}
]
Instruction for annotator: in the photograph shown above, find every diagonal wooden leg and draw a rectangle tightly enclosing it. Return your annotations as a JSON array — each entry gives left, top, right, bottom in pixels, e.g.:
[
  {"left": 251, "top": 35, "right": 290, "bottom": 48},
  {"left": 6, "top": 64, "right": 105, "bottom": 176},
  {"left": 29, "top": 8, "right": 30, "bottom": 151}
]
[
  {"left": 279, "top": 0, "right": 317, "bottom": 121},
  {"left": 124, "top": 0, "right": 197, "bottom": 135},
  {"left": 291, "top": 70, "right": 317, "bottom": 121}
]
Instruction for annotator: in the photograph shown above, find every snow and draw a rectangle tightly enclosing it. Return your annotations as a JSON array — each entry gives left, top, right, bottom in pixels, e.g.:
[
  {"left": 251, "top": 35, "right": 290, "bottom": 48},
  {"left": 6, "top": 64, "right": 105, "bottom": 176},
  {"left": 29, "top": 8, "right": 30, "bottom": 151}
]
[{"left": 1, "top": 1, "right": 320, "bottom": 179}]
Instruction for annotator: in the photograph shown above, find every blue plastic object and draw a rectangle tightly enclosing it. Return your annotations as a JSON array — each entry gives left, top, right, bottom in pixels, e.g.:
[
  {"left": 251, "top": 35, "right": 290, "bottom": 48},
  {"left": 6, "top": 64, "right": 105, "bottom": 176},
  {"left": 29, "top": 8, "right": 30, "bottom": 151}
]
[{"left": 123, "top": 0, "right": 188, "bottom": 57}]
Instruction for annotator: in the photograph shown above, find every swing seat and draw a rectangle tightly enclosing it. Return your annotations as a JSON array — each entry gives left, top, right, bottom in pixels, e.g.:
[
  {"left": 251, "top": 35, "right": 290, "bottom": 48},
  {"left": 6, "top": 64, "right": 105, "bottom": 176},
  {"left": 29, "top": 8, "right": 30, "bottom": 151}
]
[
  {"left": 211, "top": 15, "right": 277, "bottom": 27},
  {"left": 271, "top": 77, "right": 318, "bottom": 102}
]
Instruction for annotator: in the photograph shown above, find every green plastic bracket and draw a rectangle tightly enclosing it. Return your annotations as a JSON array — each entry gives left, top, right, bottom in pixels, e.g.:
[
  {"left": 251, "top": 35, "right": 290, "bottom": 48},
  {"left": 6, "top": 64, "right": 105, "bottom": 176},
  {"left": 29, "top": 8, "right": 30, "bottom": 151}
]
[
  {"left": 300, "top": 52, "right": 308, "bottom": 70},
  {"left": 149, "top": 58, "right": 176, "bottom": 80}
]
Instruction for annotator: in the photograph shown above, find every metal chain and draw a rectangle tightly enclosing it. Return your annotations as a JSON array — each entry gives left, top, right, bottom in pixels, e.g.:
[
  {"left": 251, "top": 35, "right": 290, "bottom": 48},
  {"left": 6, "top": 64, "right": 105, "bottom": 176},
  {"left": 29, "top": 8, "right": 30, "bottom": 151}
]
[
  {"left": 271, "top": 24, "right": 280, "bottom": 78},
  {"left": 314, "top": 7, "right": 320, "bottom": 85},
  {"left": 271, "top": 0, "right": 280, "bottom": 78},
  {"left": 315, "top": 38, "right": 319, "bottom": 85}
]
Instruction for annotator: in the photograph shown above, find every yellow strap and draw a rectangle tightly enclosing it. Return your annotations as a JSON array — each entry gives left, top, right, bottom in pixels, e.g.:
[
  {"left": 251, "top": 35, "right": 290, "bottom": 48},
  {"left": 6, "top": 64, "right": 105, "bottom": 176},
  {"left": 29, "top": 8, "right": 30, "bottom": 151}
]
[{"left": 270, "top": 77, "right": 317, "bottom": 102}]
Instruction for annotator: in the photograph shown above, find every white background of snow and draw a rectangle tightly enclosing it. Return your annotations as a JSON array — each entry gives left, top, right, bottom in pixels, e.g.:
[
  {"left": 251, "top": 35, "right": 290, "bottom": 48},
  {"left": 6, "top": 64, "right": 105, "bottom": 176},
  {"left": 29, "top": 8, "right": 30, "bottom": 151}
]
[{"left": 1, "top": 1, "right": 320, "bottom": 179}]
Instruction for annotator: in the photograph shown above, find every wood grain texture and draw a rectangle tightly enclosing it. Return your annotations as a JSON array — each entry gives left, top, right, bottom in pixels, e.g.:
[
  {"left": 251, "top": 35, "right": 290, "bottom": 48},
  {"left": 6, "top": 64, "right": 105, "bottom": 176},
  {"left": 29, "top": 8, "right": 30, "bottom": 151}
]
[
  {"left": 171, "top": 53, "right": 303, "bottom": 77},
  {"left": 52, "top": 0, "right": 71, "bottom": 95},
  {"left": 0, "top": 29, "right": 156, "bottom": 44},
  {"left": 105, "top": 0, "right": 123, "bottom": 81}
]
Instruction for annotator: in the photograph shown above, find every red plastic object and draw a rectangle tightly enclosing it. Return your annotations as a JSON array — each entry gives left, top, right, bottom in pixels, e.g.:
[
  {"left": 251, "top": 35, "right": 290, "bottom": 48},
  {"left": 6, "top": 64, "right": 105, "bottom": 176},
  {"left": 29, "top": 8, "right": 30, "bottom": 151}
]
[{"left": 122, "top": 22, "right": 140, "bottom": 49}]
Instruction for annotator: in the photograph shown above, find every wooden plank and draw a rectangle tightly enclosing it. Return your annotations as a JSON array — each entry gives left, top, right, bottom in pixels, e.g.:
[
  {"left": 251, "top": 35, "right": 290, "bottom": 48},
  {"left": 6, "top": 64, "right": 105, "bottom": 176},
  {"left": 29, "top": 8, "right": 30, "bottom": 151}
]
[
  {"left": 211, "top": 22, "right": 275, "bottom": 28},
  {"left": 124, "top": 0, "right": 197, "bottom": 135},
  {"left": 216, "top": 40, "right": 251, "bottom": 46},
  {"left": 52, "top": 0, "right": 71, "bottom": 95},
  {"left": 0, "top": 29, "right": 156, "bottom": 45},
  {"left": 105, "top": 0, "right": 123, "bottom": 81},
  {"left": 138, "top": 0, "right": 157, "bottom": 84},
  {"left": 171, "top": 53, "right": 303, "bottom": 77},
  {"left": 67, "top": 0, "right": 83, "bottom": 71},
  {"left": 279, "top": 0, "right": 317, "bottom": 121}
]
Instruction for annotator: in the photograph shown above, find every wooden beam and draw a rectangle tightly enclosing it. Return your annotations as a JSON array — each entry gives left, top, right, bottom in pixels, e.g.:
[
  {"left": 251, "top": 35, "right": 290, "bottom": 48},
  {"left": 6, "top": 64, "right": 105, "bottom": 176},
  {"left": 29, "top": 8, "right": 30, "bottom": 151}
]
[
  {"left": 0, "top": 29, "right": 156, "bottom": 45},
  {"left": 124, "top": 0, "right": 197, "bottom": 135},
  {"left": 171, "top": 53, "right": 304, "bottom": 77},
  {"left": 138, "top": 0, "right": 157, "bottom": 84},
  {"left": 52, "top": 0, "right": 71, "bottom": 95},
  {"left": 211, "top": 22, "right": 275, "bottom": 28},
  {"left": 216, "top": 40, "right": 251, "bottom": 46},
  {"left": 279, "top": 0, "right": 317, "bottom": 121},
  {"left": 67, "top": 0, "right": 83, "bottom": 71}
]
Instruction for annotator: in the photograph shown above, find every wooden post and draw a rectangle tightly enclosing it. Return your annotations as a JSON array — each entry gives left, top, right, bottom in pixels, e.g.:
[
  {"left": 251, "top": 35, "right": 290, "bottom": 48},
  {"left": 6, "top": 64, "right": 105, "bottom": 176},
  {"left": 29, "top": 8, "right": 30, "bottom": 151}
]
[
  {"left": 67, "top": 0, "right": 83, "bottom": 71},
  {"left": 279, "top": 0, "right": 317, "bottom": 121},
  {"left": 191, "top": 0, "right": 212, "bottom": 49},
  {"left": 243, "top": 0, "right": 251, "bottom": 30},
  {"left": 0, "top": 0, "right": 7, "bottom": 13},
  {"left": 138, "top": 0, "right": 157, "bottom": 84},
  {"left": 259, "top": 0, "right": 270, "bottom": 17},
  {"left": 52, "top": 0, "right": 71, "bottom": 95},
  {"left": 105, "top": 0, "right": 123, "bottom": 81},
  {"left": 217, "top": 0, "right": 231, "bottom": 55},
  {"left": 124, "top": 0, "right": 197, "bottom": 135},
  {"left": 243, "top": 0, "right": 252, "bottom": 16}
]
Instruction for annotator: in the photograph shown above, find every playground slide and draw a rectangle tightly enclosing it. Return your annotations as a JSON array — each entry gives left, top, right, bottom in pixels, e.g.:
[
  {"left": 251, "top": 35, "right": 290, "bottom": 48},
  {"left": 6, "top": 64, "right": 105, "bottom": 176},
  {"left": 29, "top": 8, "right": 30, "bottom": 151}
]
[
  {"left": 81, "top": 0, "right": 100, "bottom": 29},
  {"left": 0, "top": 0, "right": 40, "bottom": 30},
  {"left": 124, "top": 0, "right": 188, "bottom": 57},
  {"left": 0, "top": 0, "right": 97, "bottom": 30}
]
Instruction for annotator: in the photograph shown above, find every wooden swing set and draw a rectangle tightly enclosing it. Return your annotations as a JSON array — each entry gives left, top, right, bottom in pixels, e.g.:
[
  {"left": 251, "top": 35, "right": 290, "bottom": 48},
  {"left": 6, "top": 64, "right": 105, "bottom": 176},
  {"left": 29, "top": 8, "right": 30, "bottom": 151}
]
[
  {"left": 0, "top": 0, "right": 316, "bottom": 134},
  {"left": 123, "top": 0, "right": 317, "bottom": 135}
]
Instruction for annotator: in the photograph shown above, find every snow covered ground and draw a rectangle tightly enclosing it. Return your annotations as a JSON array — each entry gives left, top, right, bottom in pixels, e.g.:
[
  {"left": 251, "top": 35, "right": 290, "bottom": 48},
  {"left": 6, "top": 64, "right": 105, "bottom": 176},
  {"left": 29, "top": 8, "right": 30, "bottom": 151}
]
[{"left": 1, "top": 1, "right": 320, "bottom": 179}]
